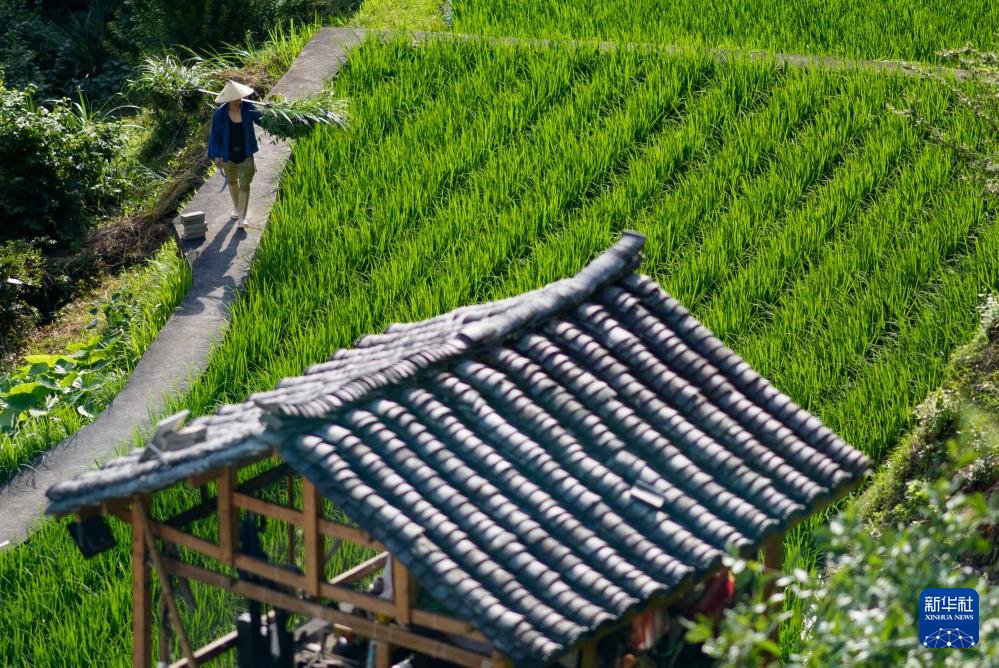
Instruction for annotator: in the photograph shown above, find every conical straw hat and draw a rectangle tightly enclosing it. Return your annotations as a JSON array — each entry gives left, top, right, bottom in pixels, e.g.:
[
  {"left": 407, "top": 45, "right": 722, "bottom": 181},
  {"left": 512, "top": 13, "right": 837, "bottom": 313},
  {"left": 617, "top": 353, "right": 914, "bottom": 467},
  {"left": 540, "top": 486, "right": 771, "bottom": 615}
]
[{"left": 215, "top": 80, "right": 255, "bottom": 104}]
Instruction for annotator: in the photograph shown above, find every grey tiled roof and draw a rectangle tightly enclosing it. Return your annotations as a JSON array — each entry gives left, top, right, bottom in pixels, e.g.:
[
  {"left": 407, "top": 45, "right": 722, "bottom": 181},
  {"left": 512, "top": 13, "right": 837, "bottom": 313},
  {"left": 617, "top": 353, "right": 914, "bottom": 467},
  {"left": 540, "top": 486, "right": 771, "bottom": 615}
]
[{"left": 47, "top": 232, "right": 869, "bottom": 665}]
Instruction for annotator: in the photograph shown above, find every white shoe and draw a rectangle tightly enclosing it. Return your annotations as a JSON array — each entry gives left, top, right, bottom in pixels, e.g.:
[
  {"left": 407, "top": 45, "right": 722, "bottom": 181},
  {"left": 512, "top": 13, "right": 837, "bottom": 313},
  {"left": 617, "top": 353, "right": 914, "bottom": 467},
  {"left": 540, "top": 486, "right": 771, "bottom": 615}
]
[
  {"left": 238, "top": 218, "right": 248, "bottom": 228},
  {"left": 229, "top": 210, "right": 239, "bottom": 221}
]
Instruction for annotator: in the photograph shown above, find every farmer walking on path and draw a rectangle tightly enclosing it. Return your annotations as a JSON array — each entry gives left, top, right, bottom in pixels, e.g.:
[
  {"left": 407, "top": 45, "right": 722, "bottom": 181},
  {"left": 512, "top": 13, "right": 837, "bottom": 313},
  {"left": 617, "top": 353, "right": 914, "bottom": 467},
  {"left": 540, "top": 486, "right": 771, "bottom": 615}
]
[{"left": 208, "top": 80, "right": 264, "bottom": 228}]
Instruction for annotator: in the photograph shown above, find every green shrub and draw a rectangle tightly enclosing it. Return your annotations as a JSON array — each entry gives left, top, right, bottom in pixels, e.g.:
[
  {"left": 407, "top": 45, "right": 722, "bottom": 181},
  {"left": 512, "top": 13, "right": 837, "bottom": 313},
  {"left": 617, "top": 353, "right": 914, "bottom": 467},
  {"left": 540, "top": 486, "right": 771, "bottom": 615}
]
[
  {"left": 112, "top": 0, "right": 354, "bottom": 55},
  {"left": 0, "top": 82, "right": 126, "bottom": 244},
  {"left": 0, "top": 245, "right": 190, "bottom": 483},
  {"left": 0, "top": 239, "right": 46, "bottom": 362},
  {"left": 685, "top": 478, "right": 999, "bottom": 666},
  {"left": 0, "top": 288, "right": 138, "bottom": 434}
]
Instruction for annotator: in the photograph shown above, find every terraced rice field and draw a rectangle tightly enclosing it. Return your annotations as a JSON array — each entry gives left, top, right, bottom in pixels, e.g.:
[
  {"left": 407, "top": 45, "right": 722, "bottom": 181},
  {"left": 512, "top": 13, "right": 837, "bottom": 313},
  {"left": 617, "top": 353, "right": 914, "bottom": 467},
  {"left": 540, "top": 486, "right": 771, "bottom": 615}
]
[
  {"left": 187, "top": 36, "right": 996, "bottom": 469},
  {"left": 455, "top": 0, "right": 999, "bottom": 61},
  {"left": 2, "top": 35, "right": 997, "bottom": 665}
]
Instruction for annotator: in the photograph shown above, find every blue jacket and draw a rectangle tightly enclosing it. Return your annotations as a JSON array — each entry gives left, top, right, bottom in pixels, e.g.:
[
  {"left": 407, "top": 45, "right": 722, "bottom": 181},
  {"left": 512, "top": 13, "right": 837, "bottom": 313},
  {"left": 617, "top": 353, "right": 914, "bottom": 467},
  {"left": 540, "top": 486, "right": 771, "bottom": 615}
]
[{"left": 208, "top": 101, "right": 263, "bottom": 162}]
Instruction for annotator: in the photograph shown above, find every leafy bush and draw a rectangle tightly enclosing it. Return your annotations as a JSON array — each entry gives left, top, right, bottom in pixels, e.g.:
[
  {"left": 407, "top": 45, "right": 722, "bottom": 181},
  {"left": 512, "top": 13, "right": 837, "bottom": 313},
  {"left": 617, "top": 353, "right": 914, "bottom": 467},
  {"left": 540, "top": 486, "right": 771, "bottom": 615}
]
[
  {"left": 856, "top": 294, "right": 999, "bottom": 527},
  {"left": 0, "top": 287, "right": 139, "bottom": 433},
  {"left": 0, "top": 246, "right": 189, "bottom": 483},
  {"left": 0, "top": 240, "right": 46, "bottom": 362},
  {"left": 685, "top": 477, "right": 999, "bottom": 666},
  {"left": 0, "top": 82, "right": 127, "bottom": 244},
  {"left": 0, "top": 0, "right": 134, "bottom": 101},
  {"left": 111, "top": 0, "right": 354, "bottom": 55},
  {"left": 0, "top": 0, "right": 67, "bottom": 98}
]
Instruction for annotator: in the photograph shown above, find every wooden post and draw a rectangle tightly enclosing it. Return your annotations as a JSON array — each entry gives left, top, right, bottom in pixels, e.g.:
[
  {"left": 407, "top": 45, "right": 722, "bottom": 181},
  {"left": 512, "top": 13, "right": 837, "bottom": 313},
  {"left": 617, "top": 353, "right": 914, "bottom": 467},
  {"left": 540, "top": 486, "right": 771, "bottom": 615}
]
[
  {"left": 136, "top": 498, "right": 199, "bottom": 667},
  {"left": 392, "top": 559, "right": 417, "bottom": 625},
  {"left": 580, "top": 639, "right": 598, "bottom": 668},
  {"left": 158, "top": 593, "right": 172, "bottom": 665},
  {"left": 132, "top": 499, "right": 153, "bottom": 668},
  {"left": 286, "top": 473, "right": 297, "bottom": 565},
  {"left": 302, "top": 479, "right": 323, "bottom": 597},
  {"left": 490, "top": 650, "right": 511, "bottom": 668},
  {"left": 763, "top": 532, "right": 784, "bottom": 573},
  {"left": 762, "top": 532, "right": 785, "bottom": 665},
  {"left": 218, "top": 467, "right": 238, "bottom": 566},
  {"left": 375, "top": 640, "right": 392, "bottom": 668}
]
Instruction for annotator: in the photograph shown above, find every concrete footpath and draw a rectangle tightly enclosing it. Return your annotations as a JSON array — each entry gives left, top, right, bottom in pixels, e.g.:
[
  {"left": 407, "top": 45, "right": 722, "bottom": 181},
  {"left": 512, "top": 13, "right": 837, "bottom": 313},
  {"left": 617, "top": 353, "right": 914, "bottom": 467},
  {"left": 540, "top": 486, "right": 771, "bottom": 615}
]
[{"left": 0, "top": 27, "right": 363, "bottom": 550}]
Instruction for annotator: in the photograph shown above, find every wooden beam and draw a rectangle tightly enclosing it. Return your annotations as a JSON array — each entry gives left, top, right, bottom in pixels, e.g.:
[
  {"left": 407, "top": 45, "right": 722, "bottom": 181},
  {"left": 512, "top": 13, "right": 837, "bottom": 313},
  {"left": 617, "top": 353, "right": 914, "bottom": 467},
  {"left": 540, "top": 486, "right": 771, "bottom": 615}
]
[
  {"left": 166, "top": 628, "right": 239, "bottom": 668},
  {"left": 375, "top": 640, "right": 392, "bottom": 668},
  {"left": 763, "top": 532, "right": 784, "bottom": 573},
  {"left": 187, "top": 450, "right": 274, "bottom": 489},
  {"left": 489, "top": 650, "right": 512, "bottom": 668},
  {"left": 234, "top": 554, "right": 307, "bottom": 591},
  {"left": 162, "top": 555, "right": 230, "bottom": 588},
  {"left": 233, "top": 492, "right": 301, "bottom": 525},
  {"left": 392, "top": 558, "right": 416, "bottom": 625},
  {"left": 218, "top": 467, "right": 238, "bottom": 566},
  {"left": 147, "top": 519, "right": 223, "bottom": 561},
  {"left": 105, "top": 500, "right": 131, "bottom": 523},
  {"left": 319, "top": 518, "right": 384, "bottom": 550},
  {"left": 580, "top": 639, "right": 598, "bottom": 668},
  {"left": 165, "top": 462, "right": 291, "bottom": 529},
  {"left": 303, "top": 480, "right": 323, "bottom": 597},
  {"left": 159, "top": 556, "right": 492, "bottom": 668},
  {"left": 286, "top": 473, "right": 298, "bottom": 565},
  {"left": 410, "top": 610, "right": 489, "bottom": 644},
  {"left": 325, "top": 554, "right": 486, "bottom": 641},
  {"left": 74, "top": 505, "right": 99, "bottom": 521},
  {"left": 158, "top": 593, "right": 172, "bottom": 666},
  {"left": 135, "top": 499, "right": 199, "bottom": 667},
  {"left": 319, "top": 581, "right": 396, "bottom": 618},
  {"left": 329, "top": 552, "right": 388, "bottom": 585},
  {"left": 132, "top": 500, "right": 152, "bottom": 668},
  {"left": 185, "top": 470, "right": 217, "bottom": 490},
  {"left": 231, "top": 492, "right": 385, "bottom": 552}
]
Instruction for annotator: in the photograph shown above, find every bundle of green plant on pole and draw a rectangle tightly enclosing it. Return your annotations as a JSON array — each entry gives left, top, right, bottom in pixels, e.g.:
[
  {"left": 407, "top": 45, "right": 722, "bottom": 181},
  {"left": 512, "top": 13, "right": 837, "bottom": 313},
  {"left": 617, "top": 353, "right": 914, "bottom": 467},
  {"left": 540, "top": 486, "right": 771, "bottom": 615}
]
[
  {"left": 131, "top": 51, "right": 349, "bottom": 138},
  {"left": 130, "top": 55, "right": 219, "bottom": 115},
  {"left": 255, "top": 89, "right": 349, "bottom": 140}
]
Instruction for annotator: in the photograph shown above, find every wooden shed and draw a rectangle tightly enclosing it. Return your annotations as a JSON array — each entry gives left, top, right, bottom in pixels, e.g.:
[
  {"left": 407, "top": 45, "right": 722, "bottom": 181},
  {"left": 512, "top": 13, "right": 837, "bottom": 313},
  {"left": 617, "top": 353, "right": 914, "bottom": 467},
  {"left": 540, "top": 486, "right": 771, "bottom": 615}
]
[{"left": 46, "top": 232, "right": 869, "bottom": 667}]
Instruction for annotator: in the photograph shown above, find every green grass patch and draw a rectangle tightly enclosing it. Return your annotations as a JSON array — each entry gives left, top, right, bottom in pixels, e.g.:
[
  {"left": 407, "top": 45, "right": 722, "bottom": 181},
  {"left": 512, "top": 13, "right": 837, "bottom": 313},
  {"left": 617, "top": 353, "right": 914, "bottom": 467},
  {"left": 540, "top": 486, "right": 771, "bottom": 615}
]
[
  {"left": 856, "top": 295, "right": 999, "bottom": 527},
  {"left": 356, "top": 0, "right": 448, "bottom": 32},
  {"left": 455, "top": 0, "right": 999, "bottom": 62}
]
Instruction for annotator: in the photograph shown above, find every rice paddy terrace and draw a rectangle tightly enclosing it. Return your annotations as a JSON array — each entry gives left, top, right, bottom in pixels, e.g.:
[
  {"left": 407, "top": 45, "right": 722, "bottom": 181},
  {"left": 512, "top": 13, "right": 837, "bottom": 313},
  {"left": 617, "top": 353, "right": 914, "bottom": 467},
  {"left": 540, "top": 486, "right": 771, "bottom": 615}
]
[
  {"left": 193, "top": 36, "right": 997, "bottom": 472},
  {"left": 455, "top": 0, "right": 999, "bottom": 61},
  {"left": 2, "top": 14, "right": 998, "bottom": 667}
]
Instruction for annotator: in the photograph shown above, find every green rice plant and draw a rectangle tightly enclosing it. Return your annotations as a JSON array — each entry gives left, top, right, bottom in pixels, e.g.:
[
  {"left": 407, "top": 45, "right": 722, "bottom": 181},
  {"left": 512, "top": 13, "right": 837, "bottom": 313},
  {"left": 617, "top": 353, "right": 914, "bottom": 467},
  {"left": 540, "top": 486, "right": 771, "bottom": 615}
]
[
  {"left": 455, "top": 0, "right": 999, "bottom": 63},
  {"left": 666, "top": 85, "right": 908, "bottom": 311},
  {"left": 265, "top": 17, "right": 326, "bottom": 75},
  {"left": 703, "top": 139, "right": 957, "bottom": 344},
  {"left": 356, "top": 0, "right": 448, "bottom": 32}
]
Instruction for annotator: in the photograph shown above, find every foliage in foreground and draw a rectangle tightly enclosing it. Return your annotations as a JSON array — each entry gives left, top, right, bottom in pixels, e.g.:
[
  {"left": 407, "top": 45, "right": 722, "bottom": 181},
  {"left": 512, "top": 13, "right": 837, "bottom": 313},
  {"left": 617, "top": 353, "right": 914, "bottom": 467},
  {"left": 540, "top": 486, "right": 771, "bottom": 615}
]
[
  {"left": 694, "top": 296, "right": 999, "bottom": 665},
  {"left": 687, "top": 477, "right": 998, "bottom": 666},
  {"left": 455, "top": 0, "right": 999, "bottom": 62}
]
